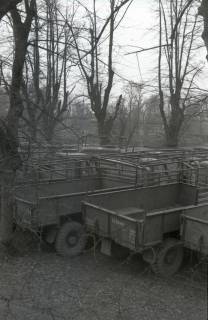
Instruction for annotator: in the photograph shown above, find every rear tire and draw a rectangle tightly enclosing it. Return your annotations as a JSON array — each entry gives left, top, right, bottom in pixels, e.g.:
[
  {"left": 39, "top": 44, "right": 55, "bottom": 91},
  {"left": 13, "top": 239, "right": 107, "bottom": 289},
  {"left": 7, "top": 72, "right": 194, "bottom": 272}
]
[
  {"left": 55, "top": 221, "right": 86, "bottom": 257},
  {"left": 151, "top": 238, "right": 183, "bottom": 277}
]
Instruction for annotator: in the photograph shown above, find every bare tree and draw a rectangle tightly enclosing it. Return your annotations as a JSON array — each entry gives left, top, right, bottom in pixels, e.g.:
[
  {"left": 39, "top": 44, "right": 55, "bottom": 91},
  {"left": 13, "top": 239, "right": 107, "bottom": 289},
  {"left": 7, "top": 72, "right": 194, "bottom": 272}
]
[
  {"left": 116, "top": 82, "right": 144, "bottom": 148},
  {"left": 167, "top": 1, "right": 208, "bottom": 62},
  {"left": 21, "top": 0, "right": 77, "bottom": 144},
  {"left": 0, "top": 0, "right": 35, "bottom": 244},
  {"left": 198, "top": 0, "right": 208, "bottom": 59},
  {"left": 72, "top": 0, "right": 132, "bottom": 145},
  {"left": 158, "top": 0, "right": 202, "bottom": 147}
]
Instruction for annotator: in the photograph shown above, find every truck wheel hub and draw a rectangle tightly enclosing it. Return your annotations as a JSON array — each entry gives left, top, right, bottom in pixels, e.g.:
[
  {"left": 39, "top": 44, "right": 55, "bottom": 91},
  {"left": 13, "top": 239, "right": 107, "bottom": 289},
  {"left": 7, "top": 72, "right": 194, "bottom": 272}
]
[{"left": 67, "top": 233, "right": 78, "bottom": 246}]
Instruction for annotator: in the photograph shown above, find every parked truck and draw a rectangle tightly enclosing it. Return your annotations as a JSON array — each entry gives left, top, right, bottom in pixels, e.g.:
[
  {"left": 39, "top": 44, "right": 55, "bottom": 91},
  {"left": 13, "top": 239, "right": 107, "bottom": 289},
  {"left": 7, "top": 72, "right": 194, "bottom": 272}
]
[
  {"left": 73, "top": 165, "right": 208, "bottom": 276},
  {"left": 14, "top": 156, "right": 138, "bottom": 256},
  {"left": 14, "top": 151, "right": 208, "bottom": 275}
]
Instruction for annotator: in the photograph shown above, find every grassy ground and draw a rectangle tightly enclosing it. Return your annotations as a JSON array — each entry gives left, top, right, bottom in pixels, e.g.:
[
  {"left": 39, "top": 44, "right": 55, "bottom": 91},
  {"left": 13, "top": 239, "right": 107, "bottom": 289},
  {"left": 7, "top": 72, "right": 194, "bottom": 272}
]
[{"left": 0, "top": 243, "right": 206, "bottom": 320}]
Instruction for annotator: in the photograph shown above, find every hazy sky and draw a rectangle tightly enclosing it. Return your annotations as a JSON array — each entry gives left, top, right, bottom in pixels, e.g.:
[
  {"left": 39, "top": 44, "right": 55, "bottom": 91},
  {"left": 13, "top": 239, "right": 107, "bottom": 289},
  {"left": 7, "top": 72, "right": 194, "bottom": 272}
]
[
  {"left": 73, "top": 0, "right": 160, "bottom": 96},
  {"left": 114, "top": 1, "right": 157, "bottom": 84},
  {"left": 113, "top": 0, "right": 208, "bottom": 95},
  {"left": 77, "top": 0, "right": 207, "bottom": 98},
  {"left": 92, "top": 1, "right": 157, "bottom": 86},
  {"left": 0, "top": 0, "right": 207, "bottom": 98}
]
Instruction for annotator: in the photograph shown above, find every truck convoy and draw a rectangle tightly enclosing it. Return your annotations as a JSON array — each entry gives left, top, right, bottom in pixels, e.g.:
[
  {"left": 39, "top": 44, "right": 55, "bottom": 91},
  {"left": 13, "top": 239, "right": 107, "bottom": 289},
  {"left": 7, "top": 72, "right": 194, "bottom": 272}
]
[{"left": 13, "top": 148, "right": 208, "bottom": 276}]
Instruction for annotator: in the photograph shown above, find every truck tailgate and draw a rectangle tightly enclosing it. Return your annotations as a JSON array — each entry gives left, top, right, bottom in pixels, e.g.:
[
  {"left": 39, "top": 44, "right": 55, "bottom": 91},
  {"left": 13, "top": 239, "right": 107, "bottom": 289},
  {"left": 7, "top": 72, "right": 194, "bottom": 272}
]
[{"left": 83, "top": 202, "right": 145, "bottom": 250}]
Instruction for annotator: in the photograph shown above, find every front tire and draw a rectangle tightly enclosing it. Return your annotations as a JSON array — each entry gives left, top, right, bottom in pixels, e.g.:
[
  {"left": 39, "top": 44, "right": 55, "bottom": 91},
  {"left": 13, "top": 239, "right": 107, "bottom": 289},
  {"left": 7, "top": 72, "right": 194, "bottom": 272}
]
[
  {"left": 55, "top": 221, "right": 86, "bottom": 257},
  {"left": 151, "top": 238, "right": 183, "bottom": 277}
]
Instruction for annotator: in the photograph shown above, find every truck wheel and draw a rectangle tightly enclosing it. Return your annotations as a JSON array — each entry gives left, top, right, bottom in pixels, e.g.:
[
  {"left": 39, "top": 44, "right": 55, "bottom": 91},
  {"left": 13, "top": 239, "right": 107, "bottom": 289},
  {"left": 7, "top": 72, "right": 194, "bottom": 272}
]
[
  {"left": 151, "top": 238, "right": 183, "bottom": 277},
  {"left": 55, "top": 222, "right": 86, "bottom": 257}
]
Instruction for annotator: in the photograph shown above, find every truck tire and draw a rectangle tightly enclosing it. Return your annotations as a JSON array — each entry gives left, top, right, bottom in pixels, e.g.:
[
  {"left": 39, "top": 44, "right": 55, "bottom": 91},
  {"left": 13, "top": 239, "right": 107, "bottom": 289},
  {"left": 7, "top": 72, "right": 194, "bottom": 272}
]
[
  {"left": 55, "top": 221, "right": 86, "bottom": 257},
  {"left": 151, "top": 238, "right": 183, "bottom": 277}
]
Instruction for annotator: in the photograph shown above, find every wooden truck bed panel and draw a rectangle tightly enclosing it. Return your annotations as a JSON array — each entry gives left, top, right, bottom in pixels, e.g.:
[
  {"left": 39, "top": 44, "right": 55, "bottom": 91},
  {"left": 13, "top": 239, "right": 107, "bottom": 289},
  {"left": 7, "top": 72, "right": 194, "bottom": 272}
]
[
  {"left": 84, "top": 200, "right": 187, "bottom": 250},
  {"left": 84, "top": 203, "right": 142, "bottom": 250},
  {"left": 14, "top": 177, "right": 133, "bottom": 228},
  {"left": 181, "top": 204, "right": 208, "bottom": 255}
]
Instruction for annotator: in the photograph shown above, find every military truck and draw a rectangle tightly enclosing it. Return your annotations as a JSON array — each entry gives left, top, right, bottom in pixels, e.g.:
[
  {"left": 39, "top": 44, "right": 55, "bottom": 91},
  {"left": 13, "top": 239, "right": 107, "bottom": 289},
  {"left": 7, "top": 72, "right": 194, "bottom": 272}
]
[
  {"left": 14, "top": 155, "right": 137, "bottom": 256},
  {"left": 73, "top": 164, "right": 208, "bottom": 276}
]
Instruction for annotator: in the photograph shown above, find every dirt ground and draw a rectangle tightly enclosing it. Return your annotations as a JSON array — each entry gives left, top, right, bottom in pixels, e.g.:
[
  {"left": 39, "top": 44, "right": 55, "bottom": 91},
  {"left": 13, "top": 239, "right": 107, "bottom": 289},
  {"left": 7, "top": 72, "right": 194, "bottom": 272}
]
[{"left": 0, "top": 243, "right": 207, "bottom": 320}]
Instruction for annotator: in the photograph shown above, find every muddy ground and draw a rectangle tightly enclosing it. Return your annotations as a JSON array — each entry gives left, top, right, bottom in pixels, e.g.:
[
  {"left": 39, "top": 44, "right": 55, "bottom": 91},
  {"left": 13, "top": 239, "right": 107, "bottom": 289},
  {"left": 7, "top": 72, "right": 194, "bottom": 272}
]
[{"left": 0, "top": 241, "right": 207, "bottom": 320}]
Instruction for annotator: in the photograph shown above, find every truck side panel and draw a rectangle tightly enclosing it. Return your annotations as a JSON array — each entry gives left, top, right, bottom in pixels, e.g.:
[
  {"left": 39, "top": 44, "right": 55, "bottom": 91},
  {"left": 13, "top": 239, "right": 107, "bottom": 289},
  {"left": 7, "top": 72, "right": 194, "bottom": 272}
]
[{"left": 181, "top": 205, "right": 208, "bottom": 255}]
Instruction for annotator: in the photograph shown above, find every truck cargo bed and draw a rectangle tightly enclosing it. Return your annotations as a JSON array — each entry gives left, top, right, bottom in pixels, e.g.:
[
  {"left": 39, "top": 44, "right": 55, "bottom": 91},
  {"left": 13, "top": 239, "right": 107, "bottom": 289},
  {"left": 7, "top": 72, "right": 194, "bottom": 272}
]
[{"left": 83, "top": 183, "right": 198, "bottom": 250}]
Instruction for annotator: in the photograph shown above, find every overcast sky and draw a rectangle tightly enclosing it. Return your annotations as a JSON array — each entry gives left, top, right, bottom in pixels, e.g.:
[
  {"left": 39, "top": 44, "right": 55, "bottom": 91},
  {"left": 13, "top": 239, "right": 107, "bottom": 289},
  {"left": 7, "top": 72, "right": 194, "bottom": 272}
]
[
  {"left": 0, "top": 0, "right": 207, "bottom": 98},
  {"left": 114, "top": 0, "right": 208, "bottom": 95},
  {"left": 77, "top": 0, "right": 158, "bottom": 94},
  {"left": 114, "top": 1, "right": 157, "bottom": 84},
  {"left": 73, "top": 0, "right": 208, "bottom": 98}
]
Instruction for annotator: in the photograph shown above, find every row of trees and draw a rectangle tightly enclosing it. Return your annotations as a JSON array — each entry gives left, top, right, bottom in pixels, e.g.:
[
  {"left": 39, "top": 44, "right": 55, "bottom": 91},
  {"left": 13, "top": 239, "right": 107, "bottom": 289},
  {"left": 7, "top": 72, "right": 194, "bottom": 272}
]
[
  {"left": 1, "top": 0, "right": 134, "bottom": 146},
  {"left": 0, "top": 0, "right": 133, "bottom": 242},
  {"left": 1, "top": 0, "right": 207, "bottom": 149}
]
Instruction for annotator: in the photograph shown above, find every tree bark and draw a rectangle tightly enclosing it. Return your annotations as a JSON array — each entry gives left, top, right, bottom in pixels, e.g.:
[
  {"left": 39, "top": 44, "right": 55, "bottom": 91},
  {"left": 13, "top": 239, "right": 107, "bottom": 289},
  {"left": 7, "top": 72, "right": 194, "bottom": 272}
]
[
  {"left": 0, "top": 2, "right": 35, "bottom": 244},
  {"left": 0, "top": 172, "right": 15, "bottom": 243},
  {"left": 0, "top": 0, "right": 21, "bottom": 21},
  {"left": 97, "top": 121, "right": 113, "bottom": 146},
  {"left": 165, "top": 127, "right": 180, "bottom": 147},
  {"left": 8, "top": 5, "right": 35, "bottom": 136},
  {"left": 198, "top": 0, "right": 208, "bottom": 60}
]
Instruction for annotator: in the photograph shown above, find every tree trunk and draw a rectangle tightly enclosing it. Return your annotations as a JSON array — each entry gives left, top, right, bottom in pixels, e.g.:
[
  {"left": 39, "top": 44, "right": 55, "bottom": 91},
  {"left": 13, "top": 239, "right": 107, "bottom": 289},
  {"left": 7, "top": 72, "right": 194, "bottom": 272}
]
[
  {"left": 0, "top": 127, "right": 21, "bottom": 244},
  {"left": 97, "top": 117, "right": 115, "bottom": 146},
  {"left": 0, "top": 3, "right": 35, "bottom": 244},
  {"left": 0, "top": 172, "right": 15, "bottom": 244},
  {"left": 98, "top": 122, "right": 111, "bottom": 146},
  {"left": 164, "top": 108, "right": 184, "bottom": 147},
  {"left": 165, "top": 129, "right": 180, "bottom": 147},
  {"left": 199, "top": 0, "right": 208, "bottom": 60}
]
